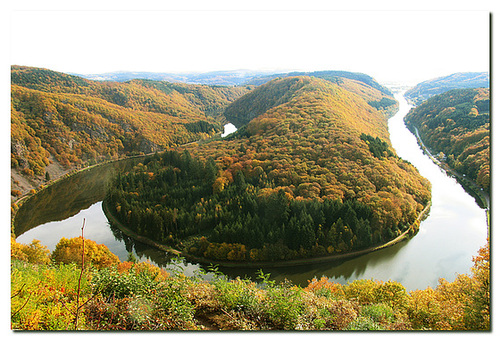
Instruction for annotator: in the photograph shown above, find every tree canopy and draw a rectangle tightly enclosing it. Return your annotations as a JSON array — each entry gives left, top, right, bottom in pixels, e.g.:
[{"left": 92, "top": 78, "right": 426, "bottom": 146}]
[
  {"left": 405, "top": 88, "right": 490, "bottom": 192},
  {"left": 105, "top": 76, "right": 431, "bottom": 262},
  {"left": 11, "top": 66, "right": 250, "bottom": 179}
]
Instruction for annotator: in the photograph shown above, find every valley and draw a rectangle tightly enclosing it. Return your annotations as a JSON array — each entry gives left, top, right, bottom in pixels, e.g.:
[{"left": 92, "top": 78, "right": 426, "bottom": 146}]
[
  {"left": 12, "top": 68, "right": 488, "bottom": 290},
  {"left": 10, "top": 68, "right": 490, "bottom": 330}
]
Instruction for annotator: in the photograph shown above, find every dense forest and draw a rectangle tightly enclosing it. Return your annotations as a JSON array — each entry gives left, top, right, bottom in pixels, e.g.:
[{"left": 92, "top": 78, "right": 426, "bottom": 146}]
[
  {"left": 11, "top": 66, "right": 251, "bottom": 196},
  {"left": 11, "top": 237, "right": 490, "bottom": 330},
  {"left": 224, "top": 75, "right": 397, "bottom": 128},
  {"left": 404, "top": 88, "right": 490, "bottom": 192},
  {"left": 105, "top": 76, "right": 431, "bottom": 262},
  {"left": 404, "top": 72, "right": 489, "bottom": 106}
]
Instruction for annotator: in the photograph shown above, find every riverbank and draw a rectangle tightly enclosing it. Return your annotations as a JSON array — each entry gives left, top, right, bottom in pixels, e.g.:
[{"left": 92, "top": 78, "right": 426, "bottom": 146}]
[
  {"left": 11, "top": 153, "right": 150, "bottom": 235},
  {"left": 103, "top": 196, "right": 432, "bottom": 269},
  {"left": 407, "top": 123, "right": 490, "bottom": 212},
  {"left": 12, "top": 154, "right": 145, "bottom": 205},
  {"left": 102, "top": 199, "right": 182, "bottom": 257}
]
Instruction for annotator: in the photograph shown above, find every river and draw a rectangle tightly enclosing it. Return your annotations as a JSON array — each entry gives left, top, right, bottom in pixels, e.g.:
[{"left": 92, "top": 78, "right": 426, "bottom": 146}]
[{"left": 15, "top": 91, "right": 489, "bottom": 290}]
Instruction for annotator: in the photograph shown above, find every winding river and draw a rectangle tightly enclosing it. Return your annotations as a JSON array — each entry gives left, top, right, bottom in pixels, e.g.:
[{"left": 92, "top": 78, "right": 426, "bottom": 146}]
[{"left": 14, "top": 90, "right": 489, "bottom": 290}]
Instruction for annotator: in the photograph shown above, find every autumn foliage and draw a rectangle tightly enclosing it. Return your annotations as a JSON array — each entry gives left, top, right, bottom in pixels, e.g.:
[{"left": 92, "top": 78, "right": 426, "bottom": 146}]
[
  {"left": 51, "top": 237, "right": 120, "bottom": 269},
  {"left": 104, "top": 76, "right": 430, "bottom": 262},
  {"left": 11, "top": 238, "right": 490, "bottom": 330},
  {"left": 11, "top": 65, "right": 250, "bottom": 179},
  {"left": 405, "top": 88, "right": 490, "bottom": 192}
]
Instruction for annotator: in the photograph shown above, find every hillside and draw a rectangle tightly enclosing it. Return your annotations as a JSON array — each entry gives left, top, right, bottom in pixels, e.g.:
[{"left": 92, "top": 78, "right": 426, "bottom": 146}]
[
  {"left": 404, "top": 88, "right": 490, "bottom": 193},
  {"left": 246, "top": 70, "right": 394, "bottom": 97},
  {"left": 11, "top": 66, "right": 250, "bottom": 197},
  {"left": 225, "top": 75, "right": 397, "bottom": 128},
  {"left": 73, "top": 69, "right": 394, "bottom": 99},
  {"left": 104, "top": 76, "right": 431, "bottom": 263},
  {"left": 404, "top": 72, "right": 489, "bottom": 106}
]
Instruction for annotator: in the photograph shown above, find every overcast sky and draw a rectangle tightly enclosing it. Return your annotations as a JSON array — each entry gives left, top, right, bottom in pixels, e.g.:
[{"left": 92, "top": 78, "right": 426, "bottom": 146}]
[{"left": 10, "top": 8, "right": 490, "bottom": 86}]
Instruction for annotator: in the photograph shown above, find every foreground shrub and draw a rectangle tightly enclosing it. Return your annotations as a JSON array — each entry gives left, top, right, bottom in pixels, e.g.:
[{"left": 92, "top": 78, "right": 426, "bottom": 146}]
[
  {"left": 212, "top": 276, "right": 260, "bottom": 314},
  {"left": 52, "top": 237, "right": 120, "bottom": 269},
  {"left": 11, "top": 260, "right": 91, "bottom": 330},
  {"left": 87, "top": 263, "right": 196, "bottom": 330},
  {"left": 11, "top": 237, "right": 50, "bottom": 265},
  {"left": 347, "top": 316, "right": 384, "bottom": 330},
  {"left": 343, "top": 279, "right": 410, "bottom": 312},
  {"left": 10, "top": 237, "right": 490, "bottom": 331}
]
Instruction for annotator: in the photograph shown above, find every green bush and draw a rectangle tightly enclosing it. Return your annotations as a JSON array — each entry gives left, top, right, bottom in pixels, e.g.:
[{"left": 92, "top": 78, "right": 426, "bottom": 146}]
[
  {"left": 88, "top": 264, "right": 196, "bottom": 330},
  {"left": 361, "top": 303, "right": 395, "bottom": 324},
  {"left": 213, "top": 276, "right": 259, "bottom": 313},
  {"left": 11, "top": 260, "right": 91, "bottom": 330},
  {"left": 347, "top": 316, "right": 383, "bottom": 330},
  {"left": 259, "top": 278, "right": 304, "bottom": 330}
]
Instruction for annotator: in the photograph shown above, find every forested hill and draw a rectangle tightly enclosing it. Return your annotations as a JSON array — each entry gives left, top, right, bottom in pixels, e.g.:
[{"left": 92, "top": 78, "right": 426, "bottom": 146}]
[
  {"left": 245, "top": 70, "right": 394, "bottom": 97},
  {"left": 404, "top": 88, "right": 490, "bottom": 193},
  {"left": 404, "top": 72, "right": 489, "bottom": 106},
  {"left": 73, "top": 69, "right": 393, "bottom": 98},
  {"left": 10, "top": 66, "right": 251, "bottom": 197},
  {"left": 224, "top": 75, "right": 397, "bottom": 128},
  {"left": 105, "top": 76, "right": 431, "bottom": 262}
]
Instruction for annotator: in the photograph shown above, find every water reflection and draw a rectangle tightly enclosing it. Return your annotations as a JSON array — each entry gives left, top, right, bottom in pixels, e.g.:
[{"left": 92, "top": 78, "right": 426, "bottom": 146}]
[
  {"left": 217, "top": 239, "right": 411, "bottom": 287},
  {"left": 14, "top": 157, "right": 145, "bottom": 236}
]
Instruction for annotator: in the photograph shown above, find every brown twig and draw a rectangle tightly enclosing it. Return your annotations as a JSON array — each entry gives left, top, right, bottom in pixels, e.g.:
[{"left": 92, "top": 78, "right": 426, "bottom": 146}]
[
  {"left": 220, "top": 307, "right": 237, "bottom": 321},
  {"left": 75, "top": 218, "right": 86, "bottom": 329},
  {"left": 11, "top": 283, "right": 26, "bottom": 299},
  {"left": 11, "top": 291, "right": 33, "bottom": 318}
]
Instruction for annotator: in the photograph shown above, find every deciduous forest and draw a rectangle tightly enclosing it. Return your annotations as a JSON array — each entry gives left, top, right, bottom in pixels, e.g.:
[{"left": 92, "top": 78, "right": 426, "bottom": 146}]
[
  {"left": 405, "top": 88, "right": 490, "bottom": 192},
  {"left": 105, "top": 76, "right": 431, "bottom": 262},
  {"left": 11, "top": 66, "right": 251, "bottom": 195}
]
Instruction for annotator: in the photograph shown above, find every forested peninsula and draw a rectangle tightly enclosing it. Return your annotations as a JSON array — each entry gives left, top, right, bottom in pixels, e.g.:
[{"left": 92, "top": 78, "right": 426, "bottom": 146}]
[
  {"left": 404, "top": 88, "right": 490, "bottom": 194},
  {"left": 104, "top": 76, "right": 431, "bottom": 263}
]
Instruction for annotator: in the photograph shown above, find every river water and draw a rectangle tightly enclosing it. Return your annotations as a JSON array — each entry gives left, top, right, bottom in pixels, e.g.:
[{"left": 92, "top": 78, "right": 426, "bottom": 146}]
[{"left": 15, "top": 91, "right": 489, "bottom": 290}]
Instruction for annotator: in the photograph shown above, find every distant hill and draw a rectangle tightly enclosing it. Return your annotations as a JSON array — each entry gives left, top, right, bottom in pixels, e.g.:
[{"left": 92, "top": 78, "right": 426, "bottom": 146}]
[
  {"left": 74, "top": 69, "right": 397, "bottom": 121},
  {"left": 225, "top": 74, "right": 397, "bottom": 128},
  {"left": 404, "top": 72, "right": 489, "bottom": 105},
  {"left": 11, "top": 66, "right": 250, "bottom": 197},
  {"left": 245, "top": 70, "right": 393, "bottom": 97},
  {"left": 72, "top": 69, "right": 283, "bottom": 86},
  {"left": 73, "top": 69, "right": 393, "bottom": 98}
]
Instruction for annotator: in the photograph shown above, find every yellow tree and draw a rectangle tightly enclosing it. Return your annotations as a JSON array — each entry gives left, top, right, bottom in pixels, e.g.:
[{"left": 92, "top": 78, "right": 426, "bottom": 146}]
[{"left": 52, "top": 237, "right": 119, "bottom": 269}]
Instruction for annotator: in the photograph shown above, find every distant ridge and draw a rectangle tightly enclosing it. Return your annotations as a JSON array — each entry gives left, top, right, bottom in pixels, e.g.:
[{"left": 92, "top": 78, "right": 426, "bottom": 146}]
[
  {"left": 71, "top": 69, "right": 285, "bottom": 86},
  {"left": 245, "top": 70, "right": 393, "bottom": 96},
  {"left": 404, "top": 72, "right": 489, "bottom": 105},
  {"left": 72, "top": 69, "right": 392, "bottom": 96}
]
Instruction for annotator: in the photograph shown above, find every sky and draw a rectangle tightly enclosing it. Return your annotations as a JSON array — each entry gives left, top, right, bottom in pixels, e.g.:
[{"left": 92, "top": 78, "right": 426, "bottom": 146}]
[{"left": 8, "top": 5, "right": 491, "bottom": 86}]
